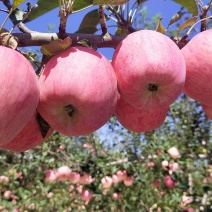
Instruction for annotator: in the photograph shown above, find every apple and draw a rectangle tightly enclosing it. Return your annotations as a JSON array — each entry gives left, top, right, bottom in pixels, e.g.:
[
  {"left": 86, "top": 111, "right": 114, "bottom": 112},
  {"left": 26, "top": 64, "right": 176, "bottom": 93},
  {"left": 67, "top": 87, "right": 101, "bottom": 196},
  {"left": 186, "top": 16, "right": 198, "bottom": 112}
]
[
  {"left": 0, "top": 46, "right": 40, "bottom": 145},
  {"left": 202, "top": 103, "right": 212, "bottom": 119},
  {"left": 164, "top": 175, "right": 176, "bottom": 188},
  {"left": 114, "top": 94, "right": 168, "bottom": 133},
  {"left": 167, "top": 147, "right": 181, "bottom": 159},
  {"left": 112, "top": 29, "right": 186, "bottom": 110},
  {"left": 37, "top": 46, "right": 117, "bottom": 136},
  {"left": 1, "top": 111, "right": 53, "bottom": 152},
  {"left": 181, "top": 30, "right": 212, "bottom": 105}
]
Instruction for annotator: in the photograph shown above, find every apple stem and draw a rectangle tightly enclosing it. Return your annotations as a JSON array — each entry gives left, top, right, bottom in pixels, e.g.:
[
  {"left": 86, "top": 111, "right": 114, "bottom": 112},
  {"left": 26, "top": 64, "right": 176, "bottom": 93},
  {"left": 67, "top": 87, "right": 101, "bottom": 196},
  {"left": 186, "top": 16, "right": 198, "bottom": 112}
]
[
  {"left": 148, "top": 84, "right": 158, "bottom": 92},
  {"left": 66, "top": 105, "right": 75, "bottom": 117}
]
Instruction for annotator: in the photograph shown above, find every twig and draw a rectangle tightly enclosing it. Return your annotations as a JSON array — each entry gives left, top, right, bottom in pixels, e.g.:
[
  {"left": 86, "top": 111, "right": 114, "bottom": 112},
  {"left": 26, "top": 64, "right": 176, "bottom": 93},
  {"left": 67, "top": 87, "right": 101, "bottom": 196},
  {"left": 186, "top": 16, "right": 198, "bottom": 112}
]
[
  {"left": 98, "top": 5, "right": 108, "bottom": 35},
  {"left": 58, "top": 0, "right": 72, "bottom": 39}
]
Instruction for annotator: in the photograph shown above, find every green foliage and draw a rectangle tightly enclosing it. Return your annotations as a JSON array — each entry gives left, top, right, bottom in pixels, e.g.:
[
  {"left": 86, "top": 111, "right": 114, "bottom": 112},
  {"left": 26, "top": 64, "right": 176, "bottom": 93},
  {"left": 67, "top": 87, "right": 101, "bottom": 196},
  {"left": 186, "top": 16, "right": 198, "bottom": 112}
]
[
  {"left": 0, "top": 96, "right": 212, "bottom": 211},
  {"left": 172, "top": 0, "right": 198, "bottom": 16},
  {"left": 25, "top": 0, "right": 93, "bottom": 22}
]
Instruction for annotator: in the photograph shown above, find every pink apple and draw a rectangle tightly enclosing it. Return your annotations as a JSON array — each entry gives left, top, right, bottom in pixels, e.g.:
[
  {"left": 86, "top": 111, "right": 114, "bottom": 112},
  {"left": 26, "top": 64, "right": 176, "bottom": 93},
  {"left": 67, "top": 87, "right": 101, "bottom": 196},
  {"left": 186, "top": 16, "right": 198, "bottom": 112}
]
[
  {"left": 181, "top": 30, "right": 212, "bottom": 105},
  {"left": 45, "top": 170, "right": 58, "bottom": 182},
  {"left": 161, "top": 160, "right": 169, "bottom": 170},
  {"left": 164, "top": 176, "right": 176, "bottom": 188},
  {"left": 69, "top": 172, "right": 80, "bottom": 184},
  {"left": 101, "top": 176, "right": 113, "bottom": 188},
  {"left": 1, "top": 112, "right": 53, "bottom": 152},
  {"left": 3, "top": 190, "right": 12, "bottom": 200},
  {"left": 115, "top": 94, "right": 168, "bottom": 132},
  {"left": 38, "top": 46, "right": 117, "bottom": 136},
  {"left": 112, "top": 30, "right": 186, "bottom": 110},
  {"left": 0, "top": 175, "right": 9, "bottom": 185},
  {"left": 123, "top": 175, "right": 134, "bottom": 187},
  {"left": 116, "top": 170, "right": 127, "bottom": 181},
  {"left": 0, "top": 46, "right": 40, "bottom": 145},
  {"left": 80, "top": 189, "right": 93, "bottom": 202},
  {"left": 57, "top": 166, "right": 71, "bottom": 181},
  {"left": 167, "top": 147, "right": 181, "bottom": 159},
  {"left": 79, "top": 173, "right": 95, "bottom": 185},
  {"left": 202, "top": 103, "right": 212, "bottom": 119},
  {"left": 113, "top": 192, "right": 122, "bottom": 200}
]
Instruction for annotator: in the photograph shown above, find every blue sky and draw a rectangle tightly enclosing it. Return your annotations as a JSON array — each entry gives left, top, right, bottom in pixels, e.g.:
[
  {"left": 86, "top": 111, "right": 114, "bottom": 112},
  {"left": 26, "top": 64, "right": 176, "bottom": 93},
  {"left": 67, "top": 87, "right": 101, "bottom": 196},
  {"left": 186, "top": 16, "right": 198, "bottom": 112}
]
[{"left": 0, "top": 0, "right": 186, "bottom": 59}]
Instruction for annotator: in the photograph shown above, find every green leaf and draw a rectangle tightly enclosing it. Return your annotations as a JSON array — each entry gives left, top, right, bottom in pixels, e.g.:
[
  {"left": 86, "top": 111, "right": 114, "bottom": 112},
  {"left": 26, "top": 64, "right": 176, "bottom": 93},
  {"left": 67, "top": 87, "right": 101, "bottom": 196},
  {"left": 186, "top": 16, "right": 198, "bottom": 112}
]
[
  {"left": 167, "top": 11, "right": 185, "bottom": 28},
  {"left": 155, "top": 17, "right": 165, "bottom": 34},
  {"left": 172, "top": 0, "right": 198, "bottom": 16},
  {"left": 75, "top": 9, "right": 99, "bottom": 34},
  {"left": 93, "top": 0, "right": 129, "bottom": 5},
  {"left": 10, "top": 9, "right": 27, "bottom": 24},
  {"left": 12, "top": 0, "right": 26, "bottom": 10},
  {"left": 25, "top": 0, "right": 93, "bottom": 23},
  {"left": 177, "top": 16, "right": 198, "bottom": 37}
]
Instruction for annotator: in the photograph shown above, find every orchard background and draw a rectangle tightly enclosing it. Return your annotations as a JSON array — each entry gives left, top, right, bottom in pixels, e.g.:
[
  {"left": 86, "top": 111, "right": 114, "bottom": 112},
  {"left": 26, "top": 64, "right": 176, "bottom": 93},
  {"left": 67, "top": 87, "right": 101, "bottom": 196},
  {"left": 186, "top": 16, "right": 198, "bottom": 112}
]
[{"left": 0, "top": 0, "right": 212, "bottom": 211}]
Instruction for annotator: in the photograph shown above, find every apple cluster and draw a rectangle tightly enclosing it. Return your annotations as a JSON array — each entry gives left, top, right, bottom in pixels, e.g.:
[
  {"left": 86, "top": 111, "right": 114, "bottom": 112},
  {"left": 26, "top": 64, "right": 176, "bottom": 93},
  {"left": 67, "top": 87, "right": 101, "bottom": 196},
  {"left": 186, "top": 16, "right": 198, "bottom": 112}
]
[{"left": 0, "top": 29, "right": 211, "bottom": 152}]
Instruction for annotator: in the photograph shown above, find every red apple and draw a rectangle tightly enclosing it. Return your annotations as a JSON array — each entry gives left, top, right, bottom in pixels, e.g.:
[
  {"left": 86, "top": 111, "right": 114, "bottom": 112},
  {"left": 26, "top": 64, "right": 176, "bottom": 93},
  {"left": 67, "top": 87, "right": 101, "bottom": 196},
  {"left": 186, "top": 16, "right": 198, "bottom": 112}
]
[
  {"left": 37, "top": 46, "right": 117, "bottom": 136},
  {"left": 1, "top": 112, "right": 53, "bottom": 152},
  {"left": 181, "top": 30, "right": 212, "bottom": 105},
  {"left": 164, "top": 176, "right": 176, "bottom": 188},
  {"left": 112, "top": 29, "right": 186, "bottom": 110},
  {"left": 202, "top": 103, "right": 212, "bottom": 119},
  {"left": 0, "top": 46, "right": 39, "bottom": 145},
  {"left": 115, "top": 94, "right": 168, "bottom": 133}
]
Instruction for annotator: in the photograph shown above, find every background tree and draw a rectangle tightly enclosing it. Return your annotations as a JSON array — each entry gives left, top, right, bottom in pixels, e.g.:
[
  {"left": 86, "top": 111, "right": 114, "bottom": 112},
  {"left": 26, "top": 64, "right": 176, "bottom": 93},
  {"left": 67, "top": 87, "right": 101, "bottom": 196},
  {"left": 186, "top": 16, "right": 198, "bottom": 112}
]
[{"left": 0, "top": 0, "right": 212, "bottom": 211}]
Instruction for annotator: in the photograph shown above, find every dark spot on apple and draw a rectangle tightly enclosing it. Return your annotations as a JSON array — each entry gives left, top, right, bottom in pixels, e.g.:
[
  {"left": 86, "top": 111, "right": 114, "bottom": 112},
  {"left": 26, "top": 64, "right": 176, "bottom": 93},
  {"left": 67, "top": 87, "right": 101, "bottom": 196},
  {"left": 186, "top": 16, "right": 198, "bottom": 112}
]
[
  {"left": 148, "top": 84, "right": 158, "bottom": 92},
  {"left": 66, "top": 105, "right": 75, "bottom": 117}
]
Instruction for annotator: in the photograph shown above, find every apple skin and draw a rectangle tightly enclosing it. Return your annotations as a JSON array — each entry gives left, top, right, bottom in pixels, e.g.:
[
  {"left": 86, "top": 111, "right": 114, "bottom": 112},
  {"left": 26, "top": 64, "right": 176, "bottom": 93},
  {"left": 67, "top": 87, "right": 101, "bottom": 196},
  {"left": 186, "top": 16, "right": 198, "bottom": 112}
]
[
  {"left": 1, "top": 112, "right": 54, "bottom": 152},
  {"left": 0, "top": 46, "right": 39, "bottom": 145},
  {"left": 114, "top": 94, "right": 168, "bottom": 133},
  {"left": 202, "top": 104, "right": 212, "bottom": 119},
  {"left": 112, "top": 30, "right": 186, "bottom": 110},
  {"left": 37, "top": 46, "right": 117, "bottom": 136},
  {"left": 182, "top": 30, "right": 212, "bottom": 105},
  {"left": 164, "top": 176, "right": 176, "bottom": 189}
]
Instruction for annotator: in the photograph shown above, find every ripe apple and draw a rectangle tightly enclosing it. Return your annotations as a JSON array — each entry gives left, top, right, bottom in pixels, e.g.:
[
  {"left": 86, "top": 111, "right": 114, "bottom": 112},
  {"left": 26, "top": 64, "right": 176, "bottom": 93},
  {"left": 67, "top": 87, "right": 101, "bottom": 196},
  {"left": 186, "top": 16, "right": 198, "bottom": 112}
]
[
  {"left": 37, "top": 46, "right": 117, "bottom": 136},
  {"left": 181, "top": 30, "right": 212, "bottom": 105},
  {"left": 112, "top": 29, "right": 186, "bottom": 110},
  {"left": 0, "top": 46, "right": 39, "bottom": 145},
  {"left": 164, "top": 175, "right": 176, "bottom": 189},
  {"left": 1, "top": 112, "right": 53, "bottom": 152},
  {"left": 202, "top": 103, "right": 212, "bottom": 119},
  {"left": 115, "top": 94, "right": 168, "bottom": 133}
]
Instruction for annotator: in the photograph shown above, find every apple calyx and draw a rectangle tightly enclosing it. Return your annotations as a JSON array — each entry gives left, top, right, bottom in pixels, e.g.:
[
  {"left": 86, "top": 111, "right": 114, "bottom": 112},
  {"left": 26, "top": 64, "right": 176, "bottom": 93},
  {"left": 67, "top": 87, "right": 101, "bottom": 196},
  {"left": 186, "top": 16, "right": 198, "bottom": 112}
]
[
  {"left": 148, "top": 83, "right": 159, "bottom": 92},
  {"left": 36, "top": 112, "right": 51, "bottom": 138},
  {"left": 66, "top": 105, "right": 75, "bottom": 117}
]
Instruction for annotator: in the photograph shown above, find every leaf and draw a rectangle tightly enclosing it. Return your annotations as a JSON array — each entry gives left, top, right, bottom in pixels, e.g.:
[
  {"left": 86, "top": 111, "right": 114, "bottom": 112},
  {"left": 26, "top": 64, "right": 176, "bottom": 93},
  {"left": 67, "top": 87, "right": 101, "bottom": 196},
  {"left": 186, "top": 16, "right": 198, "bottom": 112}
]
[
  {"left": 75, "top": 9, "right": 99, "bottom": 34},
  {"left": 172, "top": 0, "right": 198, "bottom": 16},
  {"left": 93, "top": 0, "right": 129, "bottom": 5},
  {"left": 10, "top": 9, "right": 27, "bottom": 25},
  {"left": 36, "top": 112, "right": 51, "bottom": 138},
  {"left": 77, "top": 39, "right": 94, "bottom": 49},
  {"left": 40, "top": 36, "right": 72, "bottom": 56},
  {"left": 167, "top": 11, "right": 185, "bottom": 28},
  {"left": 12, "top": 0, "right": 26, "bottom": 10},
  {"left": 177, "top": 16, "right": 198, "bottom": 37},
  {"left": 0, "top": 32, "right": 18, "bottom": 49},
  {"left": 155, "top": 17, "right": 165, "bottom": 34},
  {"left": 25, "top": 0, "right": 93, "bottom": 23}
]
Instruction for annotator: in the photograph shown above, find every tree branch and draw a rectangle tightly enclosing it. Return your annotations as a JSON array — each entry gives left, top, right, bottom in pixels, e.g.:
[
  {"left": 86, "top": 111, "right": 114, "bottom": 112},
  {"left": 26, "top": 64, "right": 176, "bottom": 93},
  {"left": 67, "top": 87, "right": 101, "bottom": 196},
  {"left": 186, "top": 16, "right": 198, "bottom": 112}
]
[{"left": 12, "top": 32, "right": 125, "bottom": 48}]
